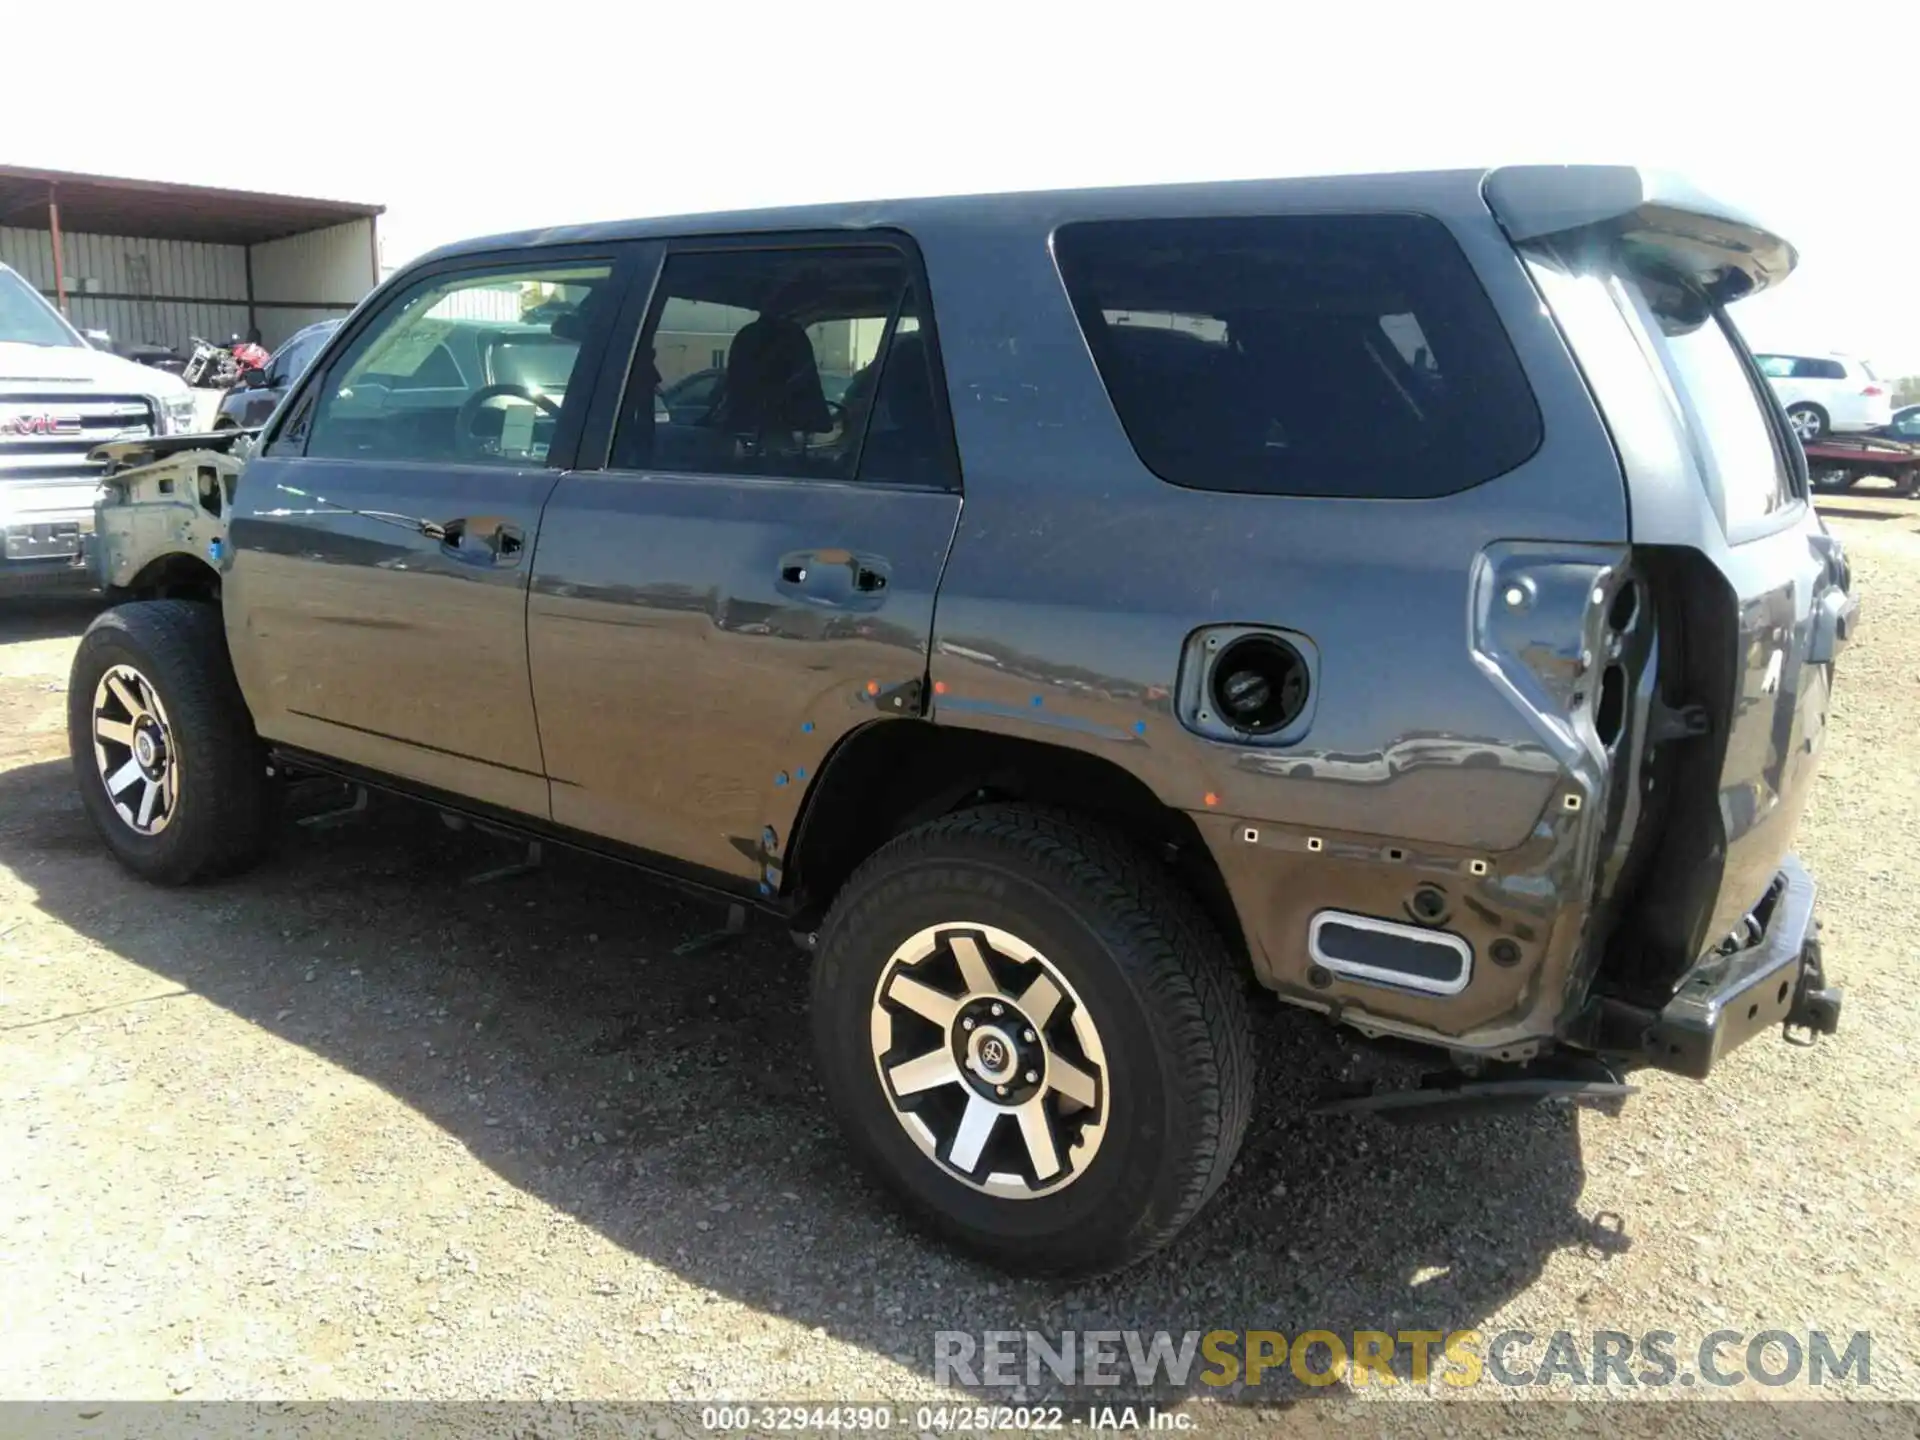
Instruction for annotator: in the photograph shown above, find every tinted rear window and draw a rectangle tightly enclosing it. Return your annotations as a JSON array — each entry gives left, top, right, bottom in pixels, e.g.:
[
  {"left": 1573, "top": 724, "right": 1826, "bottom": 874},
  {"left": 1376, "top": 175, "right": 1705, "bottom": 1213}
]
[{"left": 1053, "top": 214, "right": 1541, "bottom": 498}]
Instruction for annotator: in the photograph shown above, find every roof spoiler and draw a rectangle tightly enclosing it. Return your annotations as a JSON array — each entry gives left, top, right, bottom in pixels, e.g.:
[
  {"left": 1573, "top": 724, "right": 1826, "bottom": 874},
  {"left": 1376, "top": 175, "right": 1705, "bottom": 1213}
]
[{"left": 1482, "top": 165, "right": 1797, "bottom": 304}]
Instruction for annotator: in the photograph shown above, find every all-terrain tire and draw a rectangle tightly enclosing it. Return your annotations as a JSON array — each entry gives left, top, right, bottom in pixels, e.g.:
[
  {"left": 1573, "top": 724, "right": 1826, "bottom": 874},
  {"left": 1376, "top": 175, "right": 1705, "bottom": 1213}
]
[
  {"left": 810, "top": 803, "right": 1254, "bottom": 1276},
  {"left": 67, "top": 600, "right": 273, "bottom": 885}
]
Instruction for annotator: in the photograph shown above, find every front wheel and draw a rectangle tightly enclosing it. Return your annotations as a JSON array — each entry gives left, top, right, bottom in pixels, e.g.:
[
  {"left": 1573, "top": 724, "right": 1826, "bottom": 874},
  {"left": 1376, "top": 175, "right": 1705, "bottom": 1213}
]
[
  {"left": 67, "top": 600, "right": 273, "bottom": 884},
  {"left": 810, "top": 805, "right": 1254, "bottom": 1275}
]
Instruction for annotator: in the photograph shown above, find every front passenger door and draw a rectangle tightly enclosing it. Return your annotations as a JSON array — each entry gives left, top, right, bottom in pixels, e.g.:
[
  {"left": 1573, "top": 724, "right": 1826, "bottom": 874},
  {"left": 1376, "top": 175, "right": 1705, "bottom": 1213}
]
[{"left": 226, "top": 253, "right": 623, "bottom": 816}]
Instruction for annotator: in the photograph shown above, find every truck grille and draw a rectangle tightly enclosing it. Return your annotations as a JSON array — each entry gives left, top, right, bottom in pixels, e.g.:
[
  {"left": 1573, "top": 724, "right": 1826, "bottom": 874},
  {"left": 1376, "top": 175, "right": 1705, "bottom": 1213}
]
[{"left": 0, "top": 394, "right": 157, "bottom": 484}]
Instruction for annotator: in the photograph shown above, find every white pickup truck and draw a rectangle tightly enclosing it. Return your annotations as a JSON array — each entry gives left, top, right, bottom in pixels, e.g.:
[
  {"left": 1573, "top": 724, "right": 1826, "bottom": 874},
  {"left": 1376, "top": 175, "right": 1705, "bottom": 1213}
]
[{"left": 1, "top": 260, "right": 199, "bottom": 593}]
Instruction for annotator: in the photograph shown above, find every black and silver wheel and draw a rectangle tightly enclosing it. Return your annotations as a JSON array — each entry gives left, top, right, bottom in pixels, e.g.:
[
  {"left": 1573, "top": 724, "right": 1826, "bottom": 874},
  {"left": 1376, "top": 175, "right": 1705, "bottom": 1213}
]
[
  {"left": 89, "top": 664, "right": 180, "bottom": 836},
  {"left": 68, "top": 600, "right": 273, "bottom": 885},
  {"left": 870, "top": 922, "right": 1110, "bottom": 1198},
  {"left": 1787, "top": 403, "right": 1828, "bottom": 442},
  {"left": 812, "top": 805, "right": 1253, "bottom": 1275}
]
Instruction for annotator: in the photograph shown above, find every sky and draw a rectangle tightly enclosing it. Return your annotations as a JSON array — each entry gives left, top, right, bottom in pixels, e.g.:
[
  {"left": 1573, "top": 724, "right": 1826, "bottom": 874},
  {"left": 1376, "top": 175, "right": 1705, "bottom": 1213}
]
[{"left": 11, "top": 0, "right": 1919, "bottom": 376}]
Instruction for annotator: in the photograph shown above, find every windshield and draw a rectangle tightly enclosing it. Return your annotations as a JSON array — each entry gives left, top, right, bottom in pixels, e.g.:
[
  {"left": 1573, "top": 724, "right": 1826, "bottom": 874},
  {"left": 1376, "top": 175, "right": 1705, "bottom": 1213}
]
[{"left": 0, "top": 267, "right": 82, "bottom": 348}]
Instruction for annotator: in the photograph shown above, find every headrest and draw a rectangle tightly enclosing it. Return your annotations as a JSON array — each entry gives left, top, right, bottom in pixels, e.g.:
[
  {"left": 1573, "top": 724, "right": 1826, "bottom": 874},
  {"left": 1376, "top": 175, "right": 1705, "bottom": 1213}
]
[{"left": 715, "top": 317, "right": 832, "bottom": 435}]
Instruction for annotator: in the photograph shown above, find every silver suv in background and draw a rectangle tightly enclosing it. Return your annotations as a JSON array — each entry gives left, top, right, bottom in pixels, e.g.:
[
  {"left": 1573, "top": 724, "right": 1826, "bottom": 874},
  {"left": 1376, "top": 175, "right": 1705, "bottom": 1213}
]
[
  {"left": 0, "top": 261, "right": 198, "bottom": 593},
  {"left": 1754, "top": 351, "right": 1892, "bottom": 440}
]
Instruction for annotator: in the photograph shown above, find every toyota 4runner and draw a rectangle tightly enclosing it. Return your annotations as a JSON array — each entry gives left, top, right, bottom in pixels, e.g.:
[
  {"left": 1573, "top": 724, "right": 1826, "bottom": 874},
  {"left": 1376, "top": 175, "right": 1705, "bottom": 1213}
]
[{"left": 68, "top": 166, "right": 1853, "bottom": 1275}]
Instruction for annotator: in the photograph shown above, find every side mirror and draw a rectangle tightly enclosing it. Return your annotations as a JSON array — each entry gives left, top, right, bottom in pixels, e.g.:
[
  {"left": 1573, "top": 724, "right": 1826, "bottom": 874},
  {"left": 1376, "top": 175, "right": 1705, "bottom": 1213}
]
[
  {"left": 82, "top": 328, "right": 113, "bottom": 350},
  {"left": 239, "top": 366, "right": 270, "bottom": 390}
]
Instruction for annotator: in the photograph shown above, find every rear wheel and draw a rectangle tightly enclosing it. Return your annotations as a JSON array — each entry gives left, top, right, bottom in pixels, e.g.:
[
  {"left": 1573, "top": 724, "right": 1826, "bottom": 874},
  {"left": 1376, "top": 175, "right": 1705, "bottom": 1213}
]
[
  {"left": 810, "top": 804, "right": 1254, "bottom": 1275},
  {"left": 1786, "top": 403, "right": 1828, "bottom": 442},
  {"left": 67, "top": 600, "right": 273, "bottom": 884},
  {"left": 1809, "top": 465, "right": 1859, "bottom": 492}
]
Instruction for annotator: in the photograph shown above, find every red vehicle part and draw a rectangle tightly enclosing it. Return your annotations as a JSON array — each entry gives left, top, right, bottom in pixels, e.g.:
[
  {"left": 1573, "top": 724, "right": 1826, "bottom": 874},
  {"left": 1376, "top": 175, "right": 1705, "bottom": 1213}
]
[{"left": 1801, "top": 433, "right": 1920, "bottom": 496}]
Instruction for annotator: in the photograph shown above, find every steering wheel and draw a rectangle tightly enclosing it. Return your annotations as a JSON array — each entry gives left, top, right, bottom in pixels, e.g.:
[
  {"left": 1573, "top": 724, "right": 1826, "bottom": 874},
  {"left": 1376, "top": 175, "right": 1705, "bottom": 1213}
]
[{"left": 454, "top": 384, "right": 562, "bottom": 458}]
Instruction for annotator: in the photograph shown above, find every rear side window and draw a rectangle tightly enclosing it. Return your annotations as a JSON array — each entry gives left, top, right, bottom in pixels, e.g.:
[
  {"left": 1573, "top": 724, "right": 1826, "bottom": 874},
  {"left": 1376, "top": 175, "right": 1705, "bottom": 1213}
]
[
  {"left": 1626, "top": 271, "right": 1794, "bottom": 530},
  {"left": 610, "top": 245, "right": 955, "bottom": 487},
  {"left": 1053, "top": 214, "right": 1542, "bottom": 498}
]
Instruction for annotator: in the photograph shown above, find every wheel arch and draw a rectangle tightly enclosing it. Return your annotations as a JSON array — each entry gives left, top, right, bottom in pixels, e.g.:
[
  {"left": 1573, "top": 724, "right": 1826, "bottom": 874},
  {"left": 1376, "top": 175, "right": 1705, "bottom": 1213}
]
[
  {"left": 784, "top": 718, "right": 1247, "bottom": 968},
  {"left": 116, "top": 551, "right": 221, "bottom": 603}
]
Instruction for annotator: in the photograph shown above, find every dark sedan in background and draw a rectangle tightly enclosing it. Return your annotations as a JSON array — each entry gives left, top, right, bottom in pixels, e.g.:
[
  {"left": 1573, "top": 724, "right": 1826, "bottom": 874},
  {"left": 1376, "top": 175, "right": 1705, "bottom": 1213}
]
[{"left": 213, "top": 319, "right": 342, "bottom": 429}]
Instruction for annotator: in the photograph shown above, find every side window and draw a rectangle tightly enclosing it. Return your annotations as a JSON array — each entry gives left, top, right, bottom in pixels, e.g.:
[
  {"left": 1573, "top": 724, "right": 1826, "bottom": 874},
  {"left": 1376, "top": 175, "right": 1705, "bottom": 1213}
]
[
  {"left": 1794, "top": 357, "right": 1845, "bottom": 380},
  {"left": 268, "top": 329, "right": 322, "bottom": 387},
  {"left": 610, "top": 245, "right": 953, "bottom": 485},
  {"left": 853, "top": 301, "right": 951, "bottom": 486},
  {"left": 303, "top": 262, "right": 613, "bottom": 465},
  {"left": 1755, "top": 354, "right": 1795, "bottom": 379},
  {"left": 390, "top": 343, "right": 465, "bottom": 390},
  {"left": 1053, "top": 214, "right": 1542, "bottom": 498}
]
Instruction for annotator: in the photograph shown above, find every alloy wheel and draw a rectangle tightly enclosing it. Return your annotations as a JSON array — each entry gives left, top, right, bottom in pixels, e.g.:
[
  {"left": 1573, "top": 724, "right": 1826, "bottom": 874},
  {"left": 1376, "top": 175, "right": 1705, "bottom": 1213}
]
[
  {"left": 91, "top": 664, "right": 179, "bottom": 836},
  {"left": 869, "top": 923, "right": 1108, "bottom": 1198}
]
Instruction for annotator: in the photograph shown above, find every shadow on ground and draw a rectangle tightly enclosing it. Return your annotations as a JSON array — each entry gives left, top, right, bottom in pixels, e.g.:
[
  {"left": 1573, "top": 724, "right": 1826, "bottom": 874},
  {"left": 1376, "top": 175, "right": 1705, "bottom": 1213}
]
[
  {"left": 0, "top": 595, "right": 102, "bottom": 644},
  {"left": 0, "top": 750, "right": 1626, "bottom": 1400}
]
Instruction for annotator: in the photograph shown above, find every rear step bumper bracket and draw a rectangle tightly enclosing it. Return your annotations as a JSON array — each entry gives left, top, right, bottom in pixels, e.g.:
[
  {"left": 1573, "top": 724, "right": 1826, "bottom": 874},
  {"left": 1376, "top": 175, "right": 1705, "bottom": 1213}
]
[{"left": 1603, "top": 856, "right": 1839, "bottom": 1079}]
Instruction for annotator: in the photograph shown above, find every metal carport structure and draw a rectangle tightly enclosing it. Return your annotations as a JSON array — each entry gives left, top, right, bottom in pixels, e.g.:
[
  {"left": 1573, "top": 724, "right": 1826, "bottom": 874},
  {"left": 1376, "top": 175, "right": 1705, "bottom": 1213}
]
[{"left": 0, "top": 164, "right": 384, "bottom": 352}]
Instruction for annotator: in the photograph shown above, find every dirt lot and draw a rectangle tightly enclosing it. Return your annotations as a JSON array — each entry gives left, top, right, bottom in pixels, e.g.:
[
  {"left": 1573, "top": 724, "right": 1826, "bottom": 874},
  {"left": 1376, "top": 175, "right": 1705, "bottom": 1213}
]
[{"left": 3, "top": 490, "right": 1918, "bottom": 1420}]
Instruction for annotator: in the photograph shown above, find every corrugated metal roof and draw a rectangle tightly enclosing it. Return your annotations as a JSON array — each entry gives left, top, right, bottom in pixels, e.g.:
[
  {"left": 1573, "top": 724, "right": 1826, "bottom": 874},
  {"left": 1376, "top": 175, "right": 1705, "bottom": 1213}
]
[{"left": 0, "top": 165, "right": 383, "bottom": 246}]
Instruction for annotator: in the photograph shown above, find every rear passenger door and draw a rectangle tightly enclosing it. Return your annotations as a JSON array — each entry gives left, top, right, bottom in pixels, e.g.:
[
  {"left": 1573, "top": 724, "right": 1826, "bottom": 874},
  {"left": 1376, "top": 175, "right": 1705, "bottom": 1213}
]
[
  {"left": 226, "top": 252, "right": 626, "bottom": 817},
  {"left": 527, "top": 235, "right": 962, "bottom": 882}
]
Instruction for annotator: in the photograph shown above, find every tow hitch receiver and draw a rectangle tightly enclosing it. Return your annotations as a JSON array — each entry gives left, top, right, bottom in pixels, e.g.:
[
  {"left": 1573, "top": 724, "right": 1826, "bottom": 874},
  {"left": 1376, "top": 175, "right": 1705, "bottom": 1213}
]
[
  {"left": 1784, "top": 932, "right": 1843, "bottom": 1045},
  {"left": 1599, "top": 857, "right": 1839, "bottom": 1079}
]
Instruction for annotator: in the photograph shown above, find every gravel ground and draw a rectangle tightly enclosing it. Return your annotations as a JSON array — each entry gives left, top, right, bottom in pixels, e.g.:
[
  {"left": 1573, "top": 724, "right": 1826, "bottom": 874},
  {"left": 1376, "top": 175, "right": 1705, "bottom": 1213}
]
[{"left": 2, "top": 491, "right": 1917, "bottom": 1426}]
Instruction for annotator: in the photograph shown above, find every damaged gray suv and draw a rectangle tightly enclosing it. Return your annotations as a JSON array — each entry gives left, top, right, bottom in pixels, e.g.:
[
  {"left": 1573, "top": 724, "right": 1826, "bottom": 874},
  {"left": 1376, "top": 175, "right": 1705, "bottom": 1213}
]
[{"left": 69, "top": 165, "right": 1853, "bottom": 1274}]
